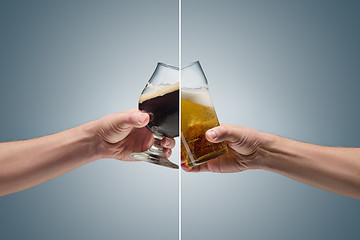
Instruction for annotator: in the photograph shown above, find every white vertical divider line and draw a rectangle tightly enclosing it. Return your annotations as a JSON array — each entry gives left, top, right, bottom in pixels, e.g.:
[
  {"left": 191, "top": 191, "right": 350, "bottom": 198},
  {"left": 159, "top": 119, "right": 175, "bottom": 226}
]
[{"left": 178, "top": 0, "right": 182, "bottom": 239}]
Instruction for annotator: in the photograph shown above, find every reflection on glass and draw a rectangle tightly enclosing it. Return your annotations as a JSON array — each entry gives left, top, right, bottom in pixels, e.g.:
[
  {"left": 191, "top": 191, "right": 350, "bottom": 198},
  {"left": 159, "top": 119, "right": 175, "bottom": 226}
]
[
  {"left": 181, "top": 61, "right": 228, "bottom": 167},
  {"left": 130, "top": 63, "right": 179, "bottom": 169}
]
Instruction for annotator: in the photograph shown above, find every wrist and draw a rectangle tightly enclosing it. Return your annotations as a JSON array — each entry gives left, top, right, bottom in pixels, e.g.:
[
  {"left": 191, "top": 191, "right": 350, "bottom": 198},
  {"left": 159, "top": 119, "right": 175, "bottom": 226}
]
[
  {"left": 78, "top": 120, "right": 105, "bottom": 162},
  {"left": 253, "top": 131, "right": 280, "bottom": 171}
]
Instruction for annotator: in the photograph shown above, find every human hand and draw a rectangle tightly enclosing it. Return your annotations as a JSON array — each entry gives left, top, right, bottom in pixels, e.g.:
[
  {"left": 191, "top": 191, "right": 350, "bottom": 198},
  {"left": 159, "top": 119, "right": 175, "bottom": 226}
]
[
  {"left": 181, "top": 124, "right": 272, "bottom": 173},
  {"left": 93, "top": 109, "right": 175, "bottom": 161}
]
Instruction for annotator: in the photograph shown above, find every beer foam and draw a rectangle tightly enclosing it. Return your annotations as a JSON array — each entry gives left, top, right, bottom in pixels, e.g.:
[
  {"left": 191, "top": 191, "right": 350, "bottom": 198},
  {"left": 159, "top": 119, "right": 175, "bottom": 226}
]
[
  {"left": 181, "top": 88, "right": 213, "bottom": 107},
  {"left": 139, "top": 82, "right": 179, "bottom": 103}
]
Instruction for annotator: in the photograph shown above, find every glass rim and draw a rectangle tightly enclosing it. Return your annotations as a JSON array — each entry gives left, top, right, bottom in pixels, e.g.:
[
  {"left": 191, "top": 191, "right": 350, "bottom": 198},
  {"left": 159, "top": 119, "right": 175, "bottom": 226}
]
[
  {"left": 158, "top": 62, "right": 179, "bottom": 70},
  {"left": 181, "top": 60, "right": 200, "bottom": 70},
  {"left": 157, "top": 61, "right": 201, "bottom": 71}
]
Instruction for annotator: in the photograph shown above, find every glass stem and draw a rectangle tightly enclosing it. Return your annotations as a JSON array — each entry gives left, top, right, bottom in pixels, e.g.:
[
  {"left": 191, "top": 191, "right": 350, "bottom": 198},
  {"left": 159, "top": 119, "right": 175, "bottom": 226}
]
[{"left": 148, "top": 133, "right": 164, "bottom": 155}]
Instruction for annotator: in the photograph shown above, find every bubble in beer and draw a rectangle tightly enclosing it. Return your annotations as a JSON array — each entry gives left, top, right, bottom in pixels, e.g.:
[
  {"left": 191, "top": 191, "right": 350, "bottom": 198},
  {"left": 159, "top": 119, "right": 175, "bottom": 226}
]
[{"left": 181, "top": 88, "right": 227, "bottom": 167}]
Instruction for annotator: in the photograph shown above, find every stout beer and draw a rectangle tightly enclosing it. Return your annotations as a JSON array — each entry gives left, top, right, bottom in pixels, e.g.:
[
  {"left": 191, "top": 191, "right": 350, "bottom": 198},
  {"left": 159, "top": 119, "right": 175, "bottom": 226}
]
[
  {"left": 181, "top": 88, "right": 228, "bottom": 167},
  {"left": 139, "top": 83, "right": 179, "bottom": 138}
]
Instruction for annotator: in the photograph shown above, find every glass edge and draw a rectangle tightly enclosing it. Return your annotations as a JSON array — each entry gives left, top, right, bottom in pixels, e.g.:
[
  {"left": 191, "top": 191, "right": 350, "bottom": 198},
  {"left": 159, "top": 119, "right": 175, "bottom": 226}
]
[
  {"left": 181, "top": 60, "right": 200, "bottom": 70},
  {"left": 158, "top": 62, "right": 180, "bottom": 70}
]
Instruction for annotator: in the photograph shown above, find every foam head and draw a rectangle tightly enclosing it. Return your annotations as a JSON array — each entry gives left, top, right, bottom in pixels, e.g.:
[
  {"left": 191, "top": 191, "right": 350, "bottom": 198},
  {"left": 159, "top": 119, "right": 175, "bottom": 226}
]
[
  {"left": 181, "top": 88, "right": 213, "bottom": 107},
  {"left": 139, "top": 82, "right": 179, "bottom": 103}
]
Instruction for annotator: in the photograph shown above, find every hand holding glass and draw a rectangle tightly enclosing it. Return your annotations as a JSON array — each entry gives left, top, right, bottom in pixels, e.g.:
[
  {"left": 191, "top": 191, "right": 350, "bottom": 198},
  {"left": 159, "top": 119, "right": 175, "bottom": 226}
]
[{"left": 130, "top": 63, "right": 179, "bottom": 169}]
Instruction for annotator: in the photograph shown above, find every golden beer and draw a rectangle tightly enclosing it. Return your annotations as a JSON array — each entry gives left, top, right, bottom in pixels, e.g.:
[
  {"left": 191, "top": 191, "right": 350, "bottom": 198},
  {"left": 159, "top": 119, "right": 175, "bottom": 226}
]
[{"left": 181, "top": 88, "right": 228, "bottom": 167}]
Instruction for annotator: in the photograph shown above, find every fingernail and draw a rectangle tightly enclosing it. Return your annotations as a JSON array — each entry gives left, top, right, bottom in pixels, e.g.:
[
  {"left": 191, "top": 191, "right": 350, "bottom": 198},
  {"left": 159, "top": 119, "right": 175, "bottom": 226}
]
[
  {"left": 207, "top": 130, "right": 216, "bottom": 140},
  {"left": 138, "top": 114, "right": 147, "bottom": 124}
]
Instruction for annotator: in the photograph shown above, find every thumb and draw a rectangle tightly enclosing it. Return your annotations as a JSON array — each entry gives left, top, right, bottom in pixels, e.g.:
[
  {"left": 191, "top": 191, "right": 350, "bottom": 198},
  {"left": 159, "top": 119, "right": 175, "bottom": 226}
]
[
  {"left": 102, "top": 111, "right": 150, "bottom": 144},
  {"left": 205, "top": 124, "right": 259, "bottom": 156},
  {"left": 115, "top": 111, "right": 150, "bottom": 129}
]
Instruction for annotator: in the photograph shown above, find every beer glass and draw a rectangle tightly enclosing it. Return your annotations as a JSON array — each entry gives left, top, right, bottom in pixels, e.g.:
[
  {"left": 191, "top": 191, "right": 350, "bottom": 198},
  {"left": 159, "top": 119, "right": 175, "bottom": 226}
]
[
  {"left": 181, "top": 61, "right": 228, "bottom": 167},
  {"left": 130, "top": 63, "right": 179, "bottom": 169}
]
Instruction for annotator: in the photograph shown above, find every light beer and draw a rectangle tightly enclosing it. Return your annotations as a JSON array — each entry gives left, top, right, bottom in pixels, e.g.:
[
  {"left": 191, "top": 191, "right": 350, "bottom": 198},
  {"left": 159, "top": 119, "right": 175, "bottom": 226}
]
[{"left": 181, "top": 88, "right": 228, "bottom": 167}]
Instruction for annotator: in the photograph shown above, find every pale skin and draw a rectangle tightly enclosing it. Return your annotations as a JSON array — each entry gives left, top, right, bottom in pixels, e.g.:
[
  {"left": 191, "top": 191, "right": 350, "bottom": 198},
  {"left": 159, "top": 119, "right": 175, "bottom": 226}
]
[
  {"left": 0, "top": 109, "right": 175, "bottom": 197},
  {"left": 182, "top": 124, "right": 360, "bottom": 199}
]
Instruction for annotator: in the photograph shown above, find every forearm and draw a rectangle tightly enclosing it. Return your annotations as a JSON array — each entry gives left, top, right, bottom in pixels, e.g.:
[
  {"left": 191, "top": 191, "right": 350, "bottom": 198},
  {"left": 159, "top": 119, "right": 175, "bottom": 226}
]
[
  {"left": 0, "top": 122, "right": 100, "bottom": 196},
  {"left": 258, "top": 134, "right": 360, "bottom": 199}
]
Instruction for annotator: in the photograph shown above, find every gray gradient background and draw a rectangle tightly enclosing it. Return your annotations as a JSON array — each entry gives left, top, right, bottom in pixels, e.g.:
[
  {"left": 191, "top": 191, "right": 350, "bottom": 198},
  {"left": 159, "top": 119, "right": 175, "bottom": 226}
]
[
  {"left": 0, "top": 1, "right": 178, "bottom": 239},
  {"left": 1, "top": 0, "right": 360, "bottom": 240},
  {"left": 182, "top": 0, "right": 360, "bottom": 240}
]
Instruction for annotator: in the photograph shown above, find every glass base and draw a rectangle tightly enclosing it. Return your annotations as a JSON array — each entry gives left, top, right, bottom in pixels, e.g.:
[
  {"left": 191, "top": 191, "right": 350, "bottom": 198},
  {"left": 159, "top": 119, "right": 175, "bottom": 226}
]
[
  {"left": 130, "top": 150, "right": 179, "bottom": 169},
  {"left": 130, "top": 132, "right": 178, "bottom": 169},
  {"left": 187, "top": 148, "right": 228, "bottom": 168}
]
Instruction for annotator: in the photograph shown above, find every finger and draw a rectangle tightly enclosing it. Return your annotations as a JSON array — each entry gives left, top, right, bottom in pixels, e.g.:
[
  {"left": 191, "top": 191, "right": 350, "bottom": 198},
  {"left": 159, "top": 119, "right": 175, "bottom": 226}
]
[
  {"left": 181, "top": 160, "right": 208, "bottom": 173},
  {"left": 181, "top": 155, "right": 186, "bottom": 164},
  {"left": 128, "top": 111, "right": 150, "bottom": 128},
  {"left": 206, "top": 124, "right": 259, "bottom": 156},
  {"left": 181, "top": 163, "right": 205, "bottom": 173},
  {"left": 181, "top": 152, "right": 210, "bottom": 173},
  {"left": 181, "top": 162, "right": 193, "bottom": 172},
  {"left": 101, "top": 111, "right": 150, "bottom": 144},
  {"left": 162, "top": 137, "right": 175, "bottom": 149},
  {"left": 205, "top": 125, "right": 239, "bottom": 143},
  {"left": 181, "top": 154, "right": 199, "bottom": 172},
  {"left": 112, "top": 111, "right": 150, "bottom": 129},
  {"left": 163, "top": 148, "right": 172, "bottom": 158},
  {"left": 180, "top": 155, "right": 191, "bottom": 171}
]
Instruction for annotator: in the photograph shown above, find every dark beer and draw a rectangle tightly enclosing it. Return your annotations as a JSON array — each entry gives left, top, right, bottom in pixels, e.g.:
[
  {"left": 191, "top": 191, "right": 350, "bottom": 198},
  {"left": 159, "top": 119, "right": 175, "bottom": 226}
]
[{"left": 139, "top": 83, "right": 179, "bottom": 138}]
